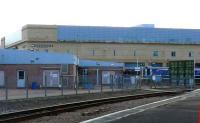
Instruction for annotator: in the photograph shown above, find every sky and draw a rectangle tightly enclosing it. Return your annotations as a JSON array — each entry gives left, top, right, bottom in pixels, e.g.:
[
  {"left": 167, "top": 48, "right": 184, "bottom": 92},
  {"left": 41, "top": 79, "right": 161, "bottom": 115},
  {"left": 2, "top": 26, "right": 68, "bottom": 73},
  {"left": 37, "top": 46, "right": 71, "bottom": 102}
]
[{"left": 0, "top": 0, "right": 200, "bottom": 38}]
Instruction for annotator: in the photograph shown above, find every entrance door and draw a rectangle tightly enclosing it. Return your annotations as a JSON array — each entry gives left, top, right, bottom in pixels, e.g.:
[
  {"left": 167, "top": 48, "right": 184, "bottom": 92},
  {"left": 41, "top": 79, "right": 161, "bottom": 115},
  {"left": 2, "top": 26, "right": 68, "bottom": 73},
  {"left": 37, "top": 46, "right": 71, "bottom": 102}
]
[
  {"left": 17, "top": 70, "right": 25, "bottom": 88},
  {"left": 43, "top": 70, "right": 60, "bottom": 87},
  {"left": 0, "top": 71, "right": 4, "bottom": 86}
]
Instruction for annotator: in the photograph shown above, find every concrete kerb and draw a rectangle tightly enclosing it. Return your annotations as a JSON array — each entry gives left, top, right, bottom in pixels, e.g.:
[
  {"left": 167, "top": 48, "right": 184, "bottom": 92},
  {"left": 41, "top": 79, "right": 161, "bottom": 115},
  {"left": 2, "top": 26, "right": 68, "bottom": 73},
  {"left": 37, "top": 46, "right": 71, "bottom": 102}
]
[{"left": 80, "top": 89, "right": 200, "bottom": 123}]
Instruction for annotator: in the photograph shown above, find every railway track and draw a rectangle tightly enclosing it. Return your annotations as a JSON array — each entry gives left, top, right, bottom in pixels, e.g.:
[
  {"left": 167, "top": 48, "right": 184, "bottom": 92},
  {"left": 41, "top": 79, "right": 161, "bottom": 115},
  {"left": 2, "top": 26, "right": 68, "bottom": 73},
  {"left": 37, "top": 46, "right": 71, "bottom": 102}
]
[{"left": 0, "top": 90, "right": 185, "bottom": 123}]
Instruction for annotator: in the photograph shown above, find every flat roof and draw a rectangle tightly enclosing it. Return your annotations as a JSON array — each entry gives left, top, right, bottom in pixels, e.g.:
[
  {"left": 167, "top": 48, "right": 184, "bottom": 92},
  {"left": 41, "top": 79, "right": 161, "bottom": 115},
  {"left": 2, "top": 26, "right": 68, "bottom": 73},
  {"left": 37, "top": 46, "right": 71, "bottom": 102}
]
[{"left": 0, "top": 49, "right": 78, "bottom": 65}]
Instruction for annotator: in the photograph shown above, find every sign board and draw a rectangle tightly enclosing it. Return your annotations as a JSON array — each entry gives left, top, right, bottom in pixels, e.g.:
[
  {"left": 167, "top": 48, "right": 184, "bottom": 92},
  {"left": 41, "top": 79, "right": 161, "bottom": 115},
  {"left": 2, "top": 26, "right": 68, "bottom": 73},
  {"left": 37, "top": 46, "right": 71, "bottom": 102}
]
[
  {"left": 169, "top": 60, "right": 194, "bottom": 79},
  {"left": 134, "top": 67, "right": 140, "bottom": 71}
]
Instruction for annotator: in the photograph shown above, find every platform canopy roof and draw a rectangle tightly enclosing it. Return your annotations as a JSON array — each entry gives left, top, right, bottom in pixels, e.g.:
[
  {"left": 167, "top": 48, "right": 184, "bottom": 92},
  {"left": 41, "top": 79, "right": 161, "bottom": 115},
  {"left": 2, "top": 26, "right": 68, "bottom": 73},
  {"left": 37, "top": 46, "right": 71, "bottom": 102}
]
[{"left": 79, "top": 59, "right": 124, "bottom": 67}]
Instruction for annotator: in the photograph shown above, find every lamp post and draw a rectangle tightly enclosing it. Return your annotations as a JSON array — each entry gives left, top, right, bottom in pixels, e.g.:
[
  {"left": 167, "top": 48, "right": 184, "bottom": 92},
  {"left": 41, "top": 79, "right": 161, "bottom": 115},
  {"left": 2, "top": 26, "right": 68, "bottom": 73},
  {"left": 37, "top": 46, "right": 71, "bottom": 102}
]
[{"left": 96, "top": 62, "right": 101, "bottom": 92}]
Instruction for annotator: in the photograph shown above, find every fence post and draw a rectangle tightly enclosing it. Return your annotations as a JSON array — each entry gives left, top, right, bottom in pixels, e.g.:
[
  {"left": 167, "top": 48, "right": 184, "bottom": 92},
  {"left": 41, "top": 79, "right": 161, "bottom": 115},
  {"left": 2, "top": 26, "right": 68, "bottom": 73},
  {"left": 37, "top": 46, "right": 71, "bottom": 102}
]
[
  {"left": 96, "top": 69, "right": 99, "bottom": 90},
  {"left": 100, "top": 73, "right": 103, "bottom": 93},
  {"left": 88, "top": 75, "right": 91, "bottom": 93},
  {"left": 122, "top": 76, "right": 125, "bottom": 90},
  {"left": 44, "top": 75, "right": 47, "bottom": 97},
  {"left": 61, "top": 75, "right": 64, "bottom": 96},
  {"left": 112, "top": 75, "right": 114, "bottom": 92},
  {"left": 75, "top": 74, "right": 78, "bottom": 95},
  {"left": 5, "top": 76, "right": 8, "bottom": 100},
  {"left": 26, "top": 75, "right": 29, "bottom": 99},
  {"left": 97, "top": 69, "right": 102, "bottom": 93}
]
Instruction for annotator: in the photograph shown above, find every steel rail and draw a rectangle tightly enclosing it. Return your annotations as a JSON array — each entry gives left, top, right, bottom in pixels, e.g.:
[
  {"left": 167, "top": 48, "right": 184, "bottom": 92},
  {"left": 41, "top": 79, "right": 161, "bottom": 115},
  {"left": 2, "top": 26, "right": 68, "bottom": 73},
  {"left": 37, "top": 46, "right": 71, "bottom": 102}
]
[{"left": 0, "top": 91, "right": 184, "bottom": 123}]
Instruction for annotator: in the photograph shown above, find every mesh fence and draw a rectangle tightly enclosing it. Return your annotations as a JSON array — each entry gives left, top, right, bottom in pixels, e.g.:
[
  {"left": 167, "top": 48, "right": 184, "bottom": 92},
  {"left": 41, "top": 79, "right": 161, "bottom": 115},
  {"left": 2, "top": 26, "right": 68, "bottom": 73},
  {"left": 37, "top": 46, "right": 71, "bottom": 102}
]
[{"left": 0, "top": 74, "right": 196, "bottom": 101}]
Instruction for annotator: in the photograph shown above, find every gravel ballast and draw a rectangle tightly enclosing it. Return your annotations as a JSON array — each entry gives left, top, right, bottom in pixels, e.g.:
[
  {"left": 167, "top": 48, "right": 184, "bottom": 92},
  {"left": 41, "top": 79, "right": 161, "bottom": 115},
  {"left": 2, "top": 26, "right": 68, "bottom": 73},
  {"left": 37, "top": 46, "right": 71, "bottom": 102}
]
[{"left": 22, "top": 95, "right": 174, "bottom": 123}]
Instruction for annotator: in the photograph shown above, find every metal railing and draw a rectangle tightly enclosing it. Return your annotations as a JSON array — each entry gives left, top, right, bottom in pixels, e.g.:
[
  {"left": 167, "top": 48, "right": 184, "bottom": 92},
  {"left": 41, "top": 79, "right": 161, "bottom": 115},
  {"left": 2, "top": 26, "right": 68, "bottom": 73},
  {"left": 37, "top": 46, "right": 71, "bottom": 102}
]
[{"left": 0, "top": 75, "right": 195, "bottom": 101}]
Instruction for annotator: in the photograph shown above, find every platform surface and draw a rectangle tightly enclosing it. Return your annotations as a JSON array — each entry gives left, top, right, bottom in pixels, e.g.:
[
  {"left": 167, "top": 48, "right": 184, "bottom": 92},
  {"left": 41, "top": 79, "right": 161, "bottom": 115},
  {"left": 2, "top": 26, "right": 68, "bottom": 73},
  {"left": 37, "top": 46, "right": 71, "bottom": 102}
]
[{"left": 110, "top": 91, "right": 199, "bottom": 123}]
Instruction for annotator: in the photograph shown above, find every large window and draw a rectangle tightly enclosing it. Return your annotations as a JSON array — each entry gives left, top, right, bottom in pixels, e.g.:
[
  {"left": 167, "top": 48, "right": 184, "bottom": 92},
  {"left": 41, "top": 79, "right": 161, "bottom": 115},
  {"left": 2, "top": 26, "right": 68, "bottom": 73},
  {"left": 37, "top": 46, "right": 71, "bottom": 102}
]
[
  {"left": 189, "top": 51, "right": 194, "bottom": 57},
  {"left": 88, "top": 49, "right": 95, "bottom": 56},
  {"left": 153, "top": 51, "right": 159, "bottom": 57},
  {"left": 133, "top": 50, "right": 136, "bottom": 56},
  {"left": 171, "top": 51, "right": 176, "bottom": 57},
  {"left": 61, "top": 64, "right": 68, "bottom": 74},
  {"left": 113, "top": 50, "right": 116, "bottom": 56}
]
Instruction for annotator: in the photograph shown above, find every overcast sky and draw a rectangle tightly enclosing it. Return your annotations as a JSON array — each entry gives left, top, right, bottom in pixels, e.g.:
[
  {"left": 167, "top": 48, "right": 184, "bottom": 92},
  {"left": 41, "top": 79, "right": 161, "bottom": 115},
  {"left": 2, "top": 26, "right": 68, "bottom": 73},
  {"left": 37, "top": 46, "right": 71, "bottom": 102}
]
[{"left": 0, "top": 0, "right": 200, "bottom": 38}]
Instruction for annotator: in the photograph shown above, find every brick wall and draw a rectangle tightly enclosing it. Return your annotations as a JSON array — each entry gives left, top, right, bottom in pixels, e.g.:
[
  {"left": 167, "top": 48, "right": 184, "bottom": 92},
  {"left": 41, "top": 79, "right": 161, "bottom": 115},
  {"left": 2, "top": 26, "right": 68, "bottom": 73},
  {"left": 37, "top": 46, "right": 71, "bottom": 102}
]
[{"left": 0, "top": 64, "right": 76, "bottom": 89}]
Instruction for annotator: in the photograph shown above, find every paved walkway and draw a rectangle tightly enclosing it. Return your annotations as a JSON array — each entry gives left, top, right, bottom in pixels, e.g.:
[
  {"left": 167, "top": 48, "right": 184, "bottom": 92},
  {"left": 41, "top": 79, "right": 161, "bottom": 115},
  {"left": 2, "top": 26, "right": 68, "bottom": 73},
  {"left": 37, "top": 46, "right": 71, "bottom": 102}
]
[
  {"left": 110, "top": 91, "right": 199, "bottom": 123},
  {"left": 0, "top": 88, "right": 124, "bottom": 100},
  {"left": 81, "top": 89, "right": 200, "bottom": 123}
]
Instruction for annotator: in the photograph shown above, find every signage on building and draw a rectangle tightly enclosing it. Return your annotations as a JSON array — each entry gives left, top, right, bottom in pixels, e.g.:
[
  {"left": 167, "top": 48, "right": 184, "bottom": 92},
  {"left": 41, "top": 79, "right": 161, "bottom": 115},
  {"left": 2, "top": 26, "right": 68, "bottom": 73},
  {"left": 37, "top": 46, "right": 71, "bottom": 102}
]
[
  {"left": 135, "top": 67, "right": 140, "bottom": 71},
  {"left": 169, "top": 60, "right": 194, "bottom": 80}
]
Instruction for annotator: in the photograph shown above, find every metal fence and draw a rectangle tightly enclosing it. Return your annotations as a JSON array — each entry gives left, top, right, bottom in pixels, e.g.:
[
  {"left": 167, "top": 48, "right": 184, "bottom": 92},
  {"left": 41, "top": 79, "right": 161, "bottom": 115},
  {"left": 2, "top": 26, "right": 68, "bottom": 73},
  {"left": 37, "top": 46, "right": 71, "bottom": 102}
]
[
  {"left": 141, "top": 75, "right": 195, "bottom": 89},
  {"left": 0, "top": 74, "right": 141, "bottom": 100},
  {"left": 0, "top": 75, "right": 195, "bottom": 101}
]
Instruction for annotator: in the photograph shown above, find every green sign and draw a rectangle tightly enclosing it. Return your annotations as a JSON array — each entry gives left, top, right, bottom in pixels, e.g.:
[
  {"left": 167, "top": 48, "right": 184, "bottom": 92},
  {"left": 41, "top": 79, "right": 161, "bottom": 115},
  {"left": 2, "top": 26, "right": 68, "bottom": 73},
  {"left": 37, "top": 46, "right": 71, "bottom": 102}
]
[{"left": 169, "top": 60, "right": 194, "bottom": 78}]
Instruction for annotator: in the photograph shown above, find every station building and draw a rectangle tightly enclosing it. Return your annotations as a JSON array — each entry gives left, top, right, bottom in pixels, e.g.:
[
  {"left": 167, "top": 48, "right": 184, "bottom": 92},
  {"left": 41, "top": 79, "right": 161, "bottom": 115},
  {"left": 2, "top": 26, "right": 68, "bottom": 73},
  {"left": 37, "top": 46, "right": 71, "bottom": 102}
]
[
  {"left": 2, "top": 24, "right": 200, "bottom": 70},
  {"left": 0, "top": 49, "right": 78, "bottom": 88},
  {"left": 0, "top": 49, "right": 125, "bottom": 89}
]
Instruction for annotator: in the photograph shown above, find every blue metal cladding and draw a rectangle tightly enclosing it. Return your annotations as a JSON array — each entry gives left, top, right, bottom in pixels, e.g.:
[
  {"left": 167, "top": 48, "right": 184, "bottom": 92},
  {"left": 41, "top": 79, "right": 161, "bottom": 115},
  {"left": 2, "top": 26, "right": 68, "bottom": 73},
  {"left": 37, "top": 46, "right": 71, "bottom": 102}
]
[
  {"left": 57, "top": 25, "right": 200, "bottom": 44},
  {"left": 0, "top": 49, "right": 78, "bottom": 65}
]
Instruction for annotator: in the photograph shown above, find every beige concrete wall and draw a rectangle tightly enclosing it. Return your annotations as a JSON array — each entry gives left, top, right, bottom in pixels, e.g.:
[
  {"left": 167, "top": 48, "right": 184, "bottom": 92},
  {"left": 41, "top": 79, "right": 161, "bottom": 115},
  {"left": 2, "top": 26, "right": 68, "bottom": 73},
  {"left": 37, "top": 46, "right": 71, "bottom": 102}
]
[
  {"left": 12, "top": 41, "right": 200, "bottom": 66},
  {"left": 5, "top": 24, "right": 200, "bottom": 67},
  {"left": 22, "top": 25, "right": 57, "bottom": 42}
]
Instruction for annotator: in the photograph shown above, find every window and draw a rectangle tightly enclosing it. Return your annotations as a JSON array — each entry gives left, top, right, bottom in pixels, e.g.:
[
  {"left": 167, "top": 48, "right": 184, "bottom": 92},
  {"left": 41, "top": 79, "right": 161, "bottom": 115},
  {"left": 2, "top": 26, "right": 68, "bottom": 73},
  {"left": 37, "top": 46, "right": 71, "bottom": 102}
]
[
  {"left": 18, "top": 71, "right": 25, "bottom": 79},
  {"left": 133, "top": 50, "right": 136, "bottom": 56},
  {"left": 189, "top": 51, "right": 193, "bottom": 57},
  {"left": 83, "top": 69, "right": 88, "bottom": 75},
  {"left": 61, "top": 64, "right": 68, "bottom": 74},
  {"left": 153, "top": 51, "right": 159, "bottom": 57},
  {"left": 93, "top": 49, "right": 95, "bottom": 56},
  {"left": 113, "top": 50, "right": 116, "bottom": 56},
  {"left": 88, "top": 49, "right": 95, "bottom": 56},
  {"left": 171, "top": 51, "right": 176, "bottom": 57}
]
